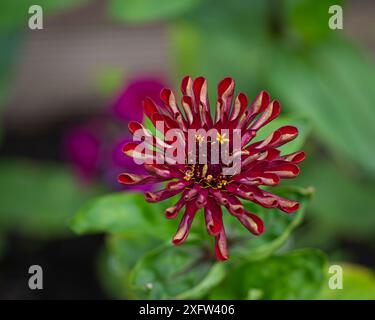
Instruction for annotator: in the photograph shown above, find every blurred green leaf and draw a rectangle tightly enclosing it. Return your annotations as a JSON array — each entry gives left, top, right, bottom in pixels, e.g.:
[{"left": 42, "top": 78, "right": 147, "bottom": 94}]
[
  {"left": 109, "top": 0, "right": 202, "bottom": 23},
  {"left": 171, "top": 21, "right": 271, "bottom": 98},
  {"left": 71, "top": 192, "right": 177, "bottom": 239},
  {"left": 94, "top": 67, "right": 126, "bottom": 97},
  {"left": 296, "top": 157, "right": 375, "bottom": 242},
  {"left": 319, "top": 263, "right": 375, "bottom": 300},
  {"left": 267, "top": 38, "right": 375, "bottom": 175},
  {"left": 0, "top": 32, "right": 24, "bottom": 142},
  {"left": 225, "top": 186, "right": 312, "bottom": 261},
  {"left": 175, "top": 263, "right": 226, "bottom": 299},
  {"left": 0, "top": 0, "right": 90, "bottom": 32},
  {"left": 0, "top": 159, "right": 98, "bottom": 238},
  {"left": 210, "top": 248, "right": 327, "bottom": 299},
  {"left": 97, "top": 233, "right": 161, "bottom": 298},
  {"left": 284, "top": 0, "right": 344, "bottom": 43},
  {"left": 129, "top": 240, "right": 224, "bottom": 299}
]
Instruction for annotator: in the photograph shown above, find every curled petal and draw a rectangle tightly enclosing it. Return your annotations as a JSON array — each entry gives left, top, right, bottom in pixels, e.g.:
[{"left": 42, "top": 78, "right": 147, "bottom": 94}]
[
  {"left": 215, "top": 98, "right": 224, "bottom": 123},
  {"left": 275, "top": 197, "right": 300, "bottom": 213},
  {"left": 279, "top": 151, "right": 306, "bottom": 164},
  {"left": 183, "top": 186, "right": 199, "bottom": 201},
  {"left": 241, "top": 129, "right": 257, "bottom": 147},
  {"left": 250, "top": 130, "right": 282, "bottom": 150},
  {"left": 181, "top": 76, "right": 194, "bottom": 100},
  {"left": 250, "top": 100, "right": 281, "bottom": 131},
  {"left": 193, "top": 77, "right": 208, "bottom": 110},
  {"left": 218, "top": 77, "right": 235, "bottom": 116},
  {"left": 196, "top": 188, "right": 209, "bottom": 208},
  {"left": 236, "top": 212, "right": 265, "bottom": 235},
  {"left": 235, "top": 172, "right": 280, "bottom": 186},
  {"left": 263, "top": 162, "right": 300, "bottom": 178},
  {"left": 118, "top": 173, "right": 159, "bottom": 185},
  {"left": 145, "top": 188, "right": 180, "bottom": 203},
  {"left": 172, "top": 201, "right": 199, "bottom": 245},
  {"left": 214, "top": 227, "right": 228, "bottom": 261},
  {"left": 167, "top": 180, "right": 192, "bottom": 191},
  {"left": 152, "top": 112, "right": 179, "bottom": 130},
  {"left": 257, "top": 148, "right": 280, "bottom": 161},
  {"left": 260, "top": 189, "right": 300, "bottom": 213},
  {"left": 230, "top": 92, "right": 248, "bottom": 122},
  {"left": 122, "top": 141, "right": 153, "bottom": 163},
  {"left": 248, "top": 90, "right": 270, "bottom": 115},
  {"left": 204, "top": 198, "right": 223, "bottom": 236},
  {"left": 128, "top": 121, "right": 172, "bottom": 150},
  {"left": 274, "top": 126, "right": 298, "bottom": 147},
  {"left": 165, "top": 193, "right": 187, "bottom": 219},
  {"left": 144, "top": 164, "right": 175, "bottom": 179},
  {"left": 160, "top": 88, "right": 179, "bottom": 115},
  {"left": 143, "top": 97, "right": 158, "bottom": 118},
  {"left": 231, "top": 184, "right": 300, "bottom": 213},
  {"left": 181, "top": 96, "right": 194, "bottom": 124}
]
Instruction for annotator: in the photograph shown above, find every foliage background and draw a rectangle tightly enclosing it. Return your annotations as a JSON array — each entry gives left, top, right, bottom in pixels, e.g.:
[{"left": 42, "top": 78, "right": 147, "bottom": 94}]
[{"left": 0, "top": 0, "right": 374, "bottom": 299}]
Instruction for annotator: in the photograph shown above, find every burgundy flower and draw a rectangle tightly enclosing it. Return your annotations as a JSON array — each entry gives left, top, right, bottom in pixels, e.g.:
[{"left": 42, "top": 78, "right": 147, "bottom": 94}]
[{"left": 118, "top": 76, "right": 305, "bottom": 261}]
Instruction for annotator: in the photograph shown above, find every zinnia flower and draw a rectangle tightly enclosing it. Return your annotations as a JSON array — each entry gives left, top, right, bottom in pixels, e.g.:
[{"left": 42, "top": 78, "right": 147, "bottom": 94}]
[{"left": 119, "top": 76, "right": 305, "bottom": 261}]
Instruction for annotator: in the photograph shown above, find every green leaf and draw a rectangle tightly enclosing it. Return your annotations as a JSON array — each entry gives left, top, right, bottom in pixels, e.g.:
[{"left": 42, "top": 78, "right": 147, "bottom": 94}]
[
  {"left": 0, "top": 32, "right": 24, "bottom": 141},
  {"left": 284, "top": 0, "right": 344, "bottom": 43},
  {"left": 128, "top": 240, "right": 224, "bottom": 299},
  {"left": 0, "top": 159, "right": 98, "bottom": 238},
  {"left": 175, "top": 263, "right": 226, "bottom": 299},
  {"left": 319, "top": 263, "right": 375, "bottom": 300},
  {"left": 224, "top": 186, "right": 312, "bottom": 261},
  {"left": 109, "top": 0, "right": 202, "bottom": 23},
  {"left": 71, "top": 192, "right": 177, "bottom": 239},
  {"left": 94, "top": 67, "right": 126, "bottom": 97},
  {"left": 97, "top": 233, "right": 161, "bottom": 298},
  {"left": 210, "top": 249, "right": 327, "bottom": 299},
  {"left": 296, "top": 156, "right": 375, "bottom": 242},
  {"left": 267, "top": 39, "right": 375, "bottom": 175}
]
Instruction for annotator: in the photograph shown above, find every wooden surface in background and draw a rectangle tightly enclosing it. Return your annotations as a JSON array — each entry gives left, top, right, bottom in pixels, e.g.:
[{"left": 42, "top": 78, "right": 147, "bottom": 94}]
[{"left": 4, "top": 0, "right": 374, "bottom": 130}]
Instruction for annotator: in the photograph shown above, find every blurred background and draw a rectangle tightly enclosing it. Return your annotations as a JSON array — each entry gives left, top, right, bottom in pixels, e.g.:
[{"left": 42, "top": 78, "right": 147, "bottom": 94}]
[{"left": 0, "top": 0, "right": 374, "bottom": 299}]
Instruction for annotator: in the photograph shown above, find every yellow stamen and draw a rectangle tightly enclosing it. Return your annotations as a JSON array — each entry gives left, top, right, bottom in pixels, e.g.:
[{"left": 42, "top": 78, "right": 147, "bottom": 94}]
[
  {"left": 216, "top": 132, "right": 229, "bottom": 144},
  {"left": 195, "top": 134, "right": 205, "bottom": 143}
]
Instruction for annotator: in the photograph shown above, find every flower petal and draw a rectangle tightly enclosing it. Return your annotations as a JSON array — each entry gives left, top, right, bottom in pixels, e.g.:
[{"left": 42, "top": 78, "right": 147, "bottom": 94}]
[
  {"left": 279, "top": 151, "right": 306, "bottom": 164},
  {"left": 145, "top": 188, "right": 181, "bottom": 202},
  {"left": 214, "top": 227, "right": 229, "bottom": 261},
  {"left": 165, "top": 193, "right": 187, "bottom": 219},
  {"left": 236, "top": 211, "right": 265, "bottom": 235},
  {"left": 118, "top": 173, "right": 159, "bottom": 185},
  {"left": 218, "top": 77, "right": 235, "bottom": 116},
  {"left": 172, "top": 201, "right": 199, "bottom": 245},
  {"left": 250, "top": 100, "right": 281, "bottom": 131},
  {"left": 204, "top": 198, "right": 223, "bottom": 236},
  {"left": 230, "top": 92, "right": 248, "bottom": 122}
]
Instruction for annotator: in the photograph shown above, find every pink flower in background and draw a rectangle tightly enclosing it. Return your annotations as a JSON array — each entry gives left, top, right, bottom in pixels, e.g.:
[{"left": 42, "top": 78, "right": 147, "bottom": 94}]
[
  {"left": 64, "top": 125, "right": 101, "bottom": 182},
  {"left": 63, "top": 75, "right": 168, "bottom": 190},
  {"left": 111, "top": 77, "right": 166, "bottom": 123}
]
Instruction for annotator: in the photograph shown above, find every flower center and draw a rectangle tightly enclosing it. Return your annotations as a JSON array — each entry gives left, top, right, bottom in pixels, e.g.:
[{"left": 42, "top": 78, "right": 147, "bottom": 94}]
[{"left": 183, "top": 163, "right": 229, "bottom": 189}]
